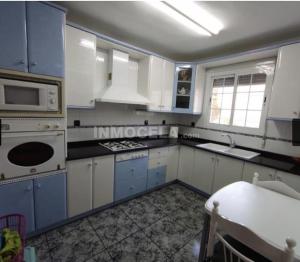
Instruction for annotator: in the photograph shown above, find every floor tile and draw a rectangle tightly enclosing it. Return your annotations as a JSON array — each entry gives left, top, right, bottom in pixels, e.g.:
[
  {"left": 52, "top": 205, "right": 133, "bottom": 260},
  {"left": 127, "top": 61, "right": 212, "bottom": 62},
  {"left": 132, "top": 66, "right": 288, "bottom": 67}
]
[
  {"left": 169, "top": 204, "right": 205, "bottom": 233},
  {"left": 107, "top": 230, "right": 168, "bottom": 262},
  {"left": 119, "top": 197, "right": 166, "bottom": 228},
  {"left": 88, "top": 205, "right": 140, "bottom": 248},
  {"left": 85, "top": 250, "right": 112, "bottom": 262},
  {"left": 173, "top": 233, "right": 202, "bottom": 262},
  {"left": 144, "top": 217, "right": 194, "bottom": 257},
  {"left": 47, "top": 219, "right": 105, "bottom": 262},
  {"left": 26, "top": 234, "right": 52, "bottom": 262}
]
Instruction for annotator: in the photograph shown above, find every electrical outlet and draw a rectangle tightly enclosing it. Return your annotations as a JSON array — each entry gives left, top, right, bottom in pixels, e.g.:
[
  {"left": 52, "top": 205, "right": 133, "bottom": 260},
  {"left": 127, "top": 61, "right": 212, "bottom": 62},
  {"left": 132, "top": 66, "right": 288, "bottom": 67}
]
[
  {"left": 74, "top": 120, "right": 80, "bottom": 127},
  {"left": 162, "top": 120, "right": 166, "bottom": 125},
  {"left": 144, "top": 120, "right": 149, "bottom": 126},
  {"left": 191, "top": 122, "right": 195, "bottom": 127}
]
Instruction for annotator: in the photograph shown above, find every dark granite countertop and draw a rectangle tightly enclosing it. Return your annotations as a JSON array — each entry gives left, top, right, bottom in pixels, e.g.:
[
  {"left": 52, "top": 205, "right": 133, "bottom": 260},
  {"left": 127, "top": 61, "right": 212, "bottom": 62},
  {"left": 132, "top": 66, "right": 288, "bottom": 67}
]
[{"left": 67, "top": 137, "right": 300, "bottom": 176}]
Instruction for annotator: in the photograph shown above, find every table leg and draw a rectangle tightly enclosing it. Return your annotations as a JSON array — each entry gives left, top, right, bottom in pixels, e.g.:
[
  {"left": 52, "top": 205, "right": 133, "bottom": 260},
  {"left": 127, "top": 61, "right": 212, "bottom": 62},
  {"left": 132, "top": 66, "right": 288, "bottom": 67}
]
[{"left": 199, "top": 213, "right": 210, "bottom": 262}]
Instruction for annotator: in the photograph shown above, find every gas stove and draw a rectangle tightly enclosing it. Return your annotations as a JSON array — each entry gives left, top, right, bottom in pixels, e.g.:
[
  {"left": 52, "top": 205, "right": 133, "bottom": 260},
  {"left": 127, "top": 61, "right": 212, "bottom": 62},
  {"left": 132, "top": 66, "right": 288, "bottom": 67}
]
[{"left": 100, "top": 140, "right": 147, "bottom": 152}]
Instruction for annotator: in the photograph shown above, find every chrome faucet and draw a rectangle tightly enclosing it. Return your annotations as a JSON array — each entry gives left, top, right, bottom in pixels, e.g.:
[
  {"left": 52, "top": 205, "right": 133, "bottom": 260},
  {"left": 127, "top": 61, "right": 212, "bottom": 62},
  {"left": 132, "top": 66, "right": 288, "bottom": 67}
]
[{"left": 222, "top": 133, "right": 235, "bottom": 148}]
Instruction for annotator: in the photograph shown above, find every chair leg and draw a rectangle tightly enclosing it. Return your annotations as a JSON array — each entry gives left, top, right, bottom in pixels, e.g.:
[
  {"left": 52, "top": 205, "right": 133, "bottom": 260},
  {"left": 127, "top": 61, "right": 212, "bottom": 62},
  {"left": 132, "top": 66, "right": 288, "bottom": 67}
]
[{"left": 199, "top": 213, "right": 210, "bottom": 262}]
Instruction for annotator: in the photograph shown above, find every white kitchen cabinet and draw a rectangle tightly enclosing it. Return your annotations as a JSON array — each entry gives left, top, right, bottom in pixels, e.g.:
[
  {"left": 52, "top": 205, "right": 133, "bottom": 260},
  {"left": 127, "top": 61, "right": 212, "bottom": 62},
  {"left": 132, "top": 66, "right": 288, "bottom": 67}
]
[
  {"left": 67, "top": 158, "right": 93, "bottom": 217},
  {"left": 166, "top": 146, "right": 179, "bottom": 182},
  {"left": 192, "top": 149, "right": 215, "bottom": 194},
  {"left": 148, "top": 56, "right": 175, "bottom": 112},
  {"left": 269, "top": 43, "right": 300, "bottom": 120},
  {"left": 212, "top": 155, "right": 244, "bottom": 193},
  {"left": 242, "top": 162, "right": 276, "bottom": 183},
  {"left": 94, "top": 49, "right": 108, "bottom": 98},
  {"left": 66, "top": 25, "right": 96, "bottom": 108},
  {"left": 93, "top": 155, "right": 114, "bottom": 209},
  {"left": 178, "top": 146, "right": 195, "bottom": 184},
  {"left": 275, "top": 170, "right": 300, "bottom": 193}
]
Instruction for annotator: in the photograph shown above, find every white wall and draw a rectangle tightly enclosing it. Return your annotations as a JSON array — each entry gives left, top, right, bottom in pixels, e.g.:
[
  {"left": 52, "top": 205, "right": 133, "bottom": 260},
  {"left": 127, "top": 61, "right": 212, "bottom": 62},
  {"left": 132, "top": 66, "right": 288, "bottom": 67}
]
[{"left": 67, "top": 102, "right": 181, "bottom": 141}]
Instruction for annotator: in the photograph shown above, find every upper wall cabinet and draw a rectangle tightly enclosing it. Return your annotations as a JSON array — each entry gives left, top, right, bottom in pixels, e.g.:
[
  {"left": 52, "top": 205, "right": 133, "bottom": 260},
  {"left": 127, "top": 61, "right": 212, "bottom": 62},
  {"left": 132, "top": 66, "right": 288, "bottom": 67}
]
[
  {"left": 0, "top": 2, "right": 65, "bottom": 78},
  {"left": 26, "top": 2, "right": 65, "bottom": 77},
  {"left": 172, "top": 64, "right": 204, "bottom": 114},
  {"left": 147, "top": 56, "right": 175, "bottom": 112},
  {"left": 66, "top": 25, "right": 96, "bottom": 108},
  {"left": 268, "top": 43, "right": 300, "bottom": 120},
  {"left": 0, "top": 2, "right": 27, "bottom": 72}
]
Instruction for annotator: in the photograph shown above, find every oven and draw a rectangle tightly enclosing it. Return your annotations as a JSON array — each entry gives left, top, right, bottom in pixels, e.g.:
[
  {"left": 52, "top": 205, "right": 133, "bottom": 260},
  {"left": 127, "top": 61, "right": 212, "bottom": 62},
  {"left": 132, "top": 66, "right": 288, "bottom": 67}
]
[
  {"left": 0, "top": 78, "right": 59, "bottom": 113},
  {"left": 0, "top": 130, "right": 65, "bottom": 180}
]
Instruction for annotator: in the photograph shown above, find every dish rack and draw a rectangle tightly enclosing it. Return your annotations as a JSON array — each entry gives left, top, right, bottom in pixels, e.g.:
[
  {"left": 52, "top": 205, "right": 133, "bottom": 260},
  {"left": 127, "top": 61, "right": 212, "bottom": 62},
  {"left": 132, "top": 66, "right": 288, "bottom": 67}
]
[{"left": 0, "top": 214, "right": 25, "bottom": 262}]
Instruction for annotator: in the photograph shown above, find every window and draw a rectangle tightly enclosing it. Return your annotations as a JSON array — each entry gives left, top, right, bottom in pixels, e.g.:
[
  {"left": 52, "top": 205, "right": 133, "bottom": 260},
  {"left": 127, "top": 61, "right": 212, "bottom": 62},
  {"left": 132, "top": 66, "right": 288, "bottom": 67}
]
[{"left": 209, "top": 72, "right": 268, "bottom": 129}]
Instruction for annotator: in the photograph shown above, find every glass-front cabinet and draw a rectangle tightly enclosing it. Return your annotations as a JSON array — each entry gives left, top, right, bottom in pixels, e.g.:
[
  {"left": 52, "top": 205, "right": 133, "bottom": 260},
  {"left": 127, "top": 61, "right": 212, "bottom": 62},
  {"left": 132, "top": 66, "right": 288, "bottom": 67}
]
[{"left": 172, "top": 64, "right": 196, "bottom": 113}]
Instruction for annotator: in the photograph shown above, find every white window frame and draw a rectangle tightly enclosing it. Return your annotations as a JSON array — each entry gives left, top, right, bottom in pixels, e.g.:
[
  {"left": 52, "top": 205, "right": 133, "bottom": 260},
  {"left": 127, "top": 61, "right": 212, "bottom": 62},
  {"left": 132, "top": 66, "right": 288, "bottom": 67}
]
[{"left": 204, "top": 59, "right": 275, "bottom": 135}]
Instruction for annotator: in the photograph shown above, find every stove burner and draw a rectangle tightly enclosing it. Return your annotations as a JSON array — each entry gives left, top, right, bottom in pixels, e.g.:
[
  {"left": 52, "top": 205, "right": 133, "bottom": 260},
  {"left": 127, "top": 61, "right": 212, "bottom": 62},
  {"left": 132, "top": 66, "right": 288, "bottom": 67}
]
[{"left": 100, "top": 140, "right": 147, "bottom": 152}]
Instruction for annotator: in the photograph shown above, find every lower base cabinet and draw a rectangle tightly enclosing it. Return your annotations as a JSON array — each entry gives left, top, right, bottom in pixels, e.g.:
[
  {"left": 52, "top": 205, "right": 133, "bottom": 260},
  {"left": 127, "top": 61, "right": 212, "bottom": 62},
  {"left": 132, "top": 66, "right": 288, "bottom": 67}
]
[
  {"left": 178, "top": 146, "right": 195, "bottom": 184},
  {"left": 212, "top": 155, "right": 244, "bottom": 193},
  {"left": 166, "top": 146, "right": 179, "bottom": 182},
  {"left": 147, "top": 166, "right": 166, "bottom": 189},
  {"left": 243, "top": 162, "right": 276, "bottom": 183},
  {"left": 114, "top": 157, "right": 148, "bottom": 201},
  {"left": 0, "top": 172, "right": 67, "bottom": 233}
]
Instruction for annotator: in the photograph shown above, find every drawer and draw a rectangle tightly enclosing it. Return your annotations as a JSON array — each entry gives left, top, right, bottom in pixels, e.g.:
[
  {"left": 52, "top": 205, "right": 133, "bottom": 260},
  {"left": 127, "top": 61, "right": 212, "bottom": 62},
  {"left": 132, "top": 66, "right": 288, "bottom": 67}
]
[
  {"left": 147, "top": 166, "right": 166, "bottom": 190},
  {"left": 149, "top": 147, "right": 169, "bottom": 159},
  {"left": 114, "top": 177, "right": 147, "bottom": 201},
  {"left": 115, "top": 158, "right": 148, "bottom": 182},
  {"left": 148, "top": 157, "right": 167, "bottom": 169}
]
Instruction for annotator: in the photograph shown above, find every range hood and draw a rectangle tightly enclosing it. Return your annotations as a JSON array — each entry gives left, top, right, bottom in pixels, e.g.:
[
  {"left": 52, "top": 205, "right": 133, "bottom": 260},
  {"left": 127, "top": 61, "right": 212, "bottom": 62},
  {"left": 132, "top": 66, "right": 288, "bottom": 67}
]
[{"left": 97, "top": 49, "right": 150, "bottom": 105}]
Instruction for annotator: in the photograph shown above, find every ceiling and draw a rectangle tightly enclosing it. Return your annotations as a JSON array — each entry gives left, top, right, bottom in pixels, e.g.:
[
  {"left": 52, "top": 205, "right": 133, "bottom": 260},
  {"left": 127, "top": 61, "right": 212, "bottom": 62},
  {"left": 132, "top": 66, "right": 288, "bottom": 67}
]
[{"left": 58, "top": 1, "right": 300, "bottom": 61}]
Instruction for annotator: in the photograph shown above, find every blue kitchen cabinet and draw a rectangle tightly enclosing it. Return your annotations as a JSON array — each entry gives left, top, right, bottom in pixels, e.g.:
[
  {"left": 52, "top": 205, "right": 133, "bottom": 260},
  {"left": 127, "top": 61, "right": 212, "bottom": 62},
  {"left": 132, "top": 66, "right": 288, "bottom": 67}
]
[
  {"left": 0, "top": 2, "right": 27, "bottom": 72},
  {"left": 0, "top": 180, "right": 35, "bottom": 233},
  {"left": 34, "top": 173, "right": 67, "bottom": 230},
  {"left": 147, "top": 166, "right": 166, "bottom": 190},
  {"left": 114, "top": 158, "right": 148, "bottom": 201},
  {"left": 172, "top": 64, "right": 196, "bottom": 114},
  {"left": 26, "top": 2, "right": 65, "bottom": 77}
]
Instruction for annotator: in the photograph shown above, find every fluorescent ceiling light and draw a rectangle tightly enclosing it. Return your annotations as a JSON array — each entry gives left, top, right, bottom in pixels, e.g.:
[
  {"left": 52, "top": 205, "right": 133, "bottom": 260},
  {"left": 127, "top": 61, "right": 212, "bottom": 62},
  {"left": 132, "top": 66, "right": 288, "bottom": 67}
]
[
  {"left": 165, "top": 1, "right": 224, "bottom": 35},
  {"left": 146, "top": 1, "right": 211, "bottom": 36}
]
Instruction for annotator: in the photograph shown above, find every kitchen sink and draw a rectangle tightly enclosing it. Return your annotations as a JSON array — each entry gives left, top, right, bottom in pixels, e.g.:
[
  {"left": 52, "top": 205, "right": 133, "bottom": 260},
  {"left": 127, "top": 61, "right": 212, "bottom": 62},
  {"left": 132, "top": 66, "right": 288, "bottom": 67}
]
[{"left": 196, "top": 143, "right": 260, "bottom": 160}]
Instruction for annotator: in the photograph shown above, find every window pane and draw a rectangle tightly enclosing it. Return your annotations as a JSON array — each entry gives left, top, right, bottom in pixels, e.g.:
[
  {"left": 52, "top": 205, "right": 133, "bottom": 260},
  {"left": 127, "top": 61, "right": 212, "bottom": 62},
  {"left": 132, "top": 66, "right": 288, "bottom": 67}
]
[
  {"left": 213, "top": 78, "right": 224, "bottom": 87},
  {"left": 221, "top": 93, "right": 233, "bottom": 109},
  {"left": 211, "top": 93, "right": 222, "bottom": 109},
  {"left": 238, "top": 74, "right": 251, "bottom": 85},
  {"left": 212, "top": 87, "right": 223, "bottom": 94},
  {"left": 251, "top": 83, "right": 265, "bottom": 92},
  {"left": 233, "top": 110, "right": 246, "bottom": 127},
  {"left": 223, "top": 86, "right": 234, "bottom": 93},
  {"left": 246, "top": 111, "right": 261, "bottom": 128},
  {"left": 220, "top": 110, "right": 231, "bottom": 125},
  {"left": 235, "top": 93, "right": 249, "bottom": 110},
  {"left": 248, "top": 92, "right": 264, "bottom": 110},
  {"left": 224, "top": 77, "right": 234, "bottom": 86},
  {"left": 210, "top": 109, "right": 220, "bottom": 124},
  {"left": 252, "top": 73, "right": 266, "bottom": 84}
]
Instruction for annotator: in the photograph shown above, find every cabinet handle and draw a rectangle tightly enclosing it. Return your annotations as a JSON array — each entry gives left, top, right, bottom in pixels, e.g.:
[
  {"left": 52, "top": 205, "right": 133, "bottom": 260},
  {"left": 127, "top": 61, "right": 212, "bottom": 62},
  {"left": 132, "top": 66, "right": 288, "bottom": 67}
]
[
  {"left": 30, "top": 62, "right": 37, "bottom": 66},
  {"left": 19, "top": 59, "right": 25, "bottom": 65},
  {"left": 211, "top": 157, "right": 215, "bottom": 162},
  {"left": 269, "top": 174, "right": 273, "bottom": 179},
  {"left": 129, "top": 186, "right": 135, "bottom": 190},
  {"left": 130, "top": 168, "right": 134, "bottom": 172},
  {"left": 37, "top": 183, "right": 41, "bottom": 189},
  {"left": 87, "top": 163, "right": 92, "bottom": 168},
  {"left": 93, "top": 162, "right": 98, "bottom": 166},
  {"left": 90, "top": 99, "right": 94, "bottom": 104},
  {"left": 276, "top": 175, "right": 282, "bottom": 181}
]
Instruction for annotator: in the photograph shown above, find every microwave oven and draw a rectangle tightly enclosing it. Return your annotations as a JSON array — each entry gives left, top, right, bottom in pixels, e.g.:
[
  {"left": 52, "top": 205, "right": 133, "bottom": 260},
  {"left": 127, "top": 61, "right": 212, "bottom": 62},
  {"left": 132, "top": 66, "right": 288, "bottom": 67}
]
[{"left": 0, "top": 78, "right": 59, "bottom": 113}]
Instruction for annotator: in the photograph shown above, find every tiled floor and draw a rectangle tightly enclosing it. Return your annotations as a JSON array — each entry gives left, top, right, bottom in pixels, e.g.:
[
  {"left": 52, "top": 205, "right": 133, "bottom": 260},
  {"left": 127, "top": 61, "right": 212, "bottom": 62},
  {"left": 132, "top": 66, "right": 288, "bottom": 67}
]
[{"left": 27, "top": 183, "right": 207, "bottom": 262}]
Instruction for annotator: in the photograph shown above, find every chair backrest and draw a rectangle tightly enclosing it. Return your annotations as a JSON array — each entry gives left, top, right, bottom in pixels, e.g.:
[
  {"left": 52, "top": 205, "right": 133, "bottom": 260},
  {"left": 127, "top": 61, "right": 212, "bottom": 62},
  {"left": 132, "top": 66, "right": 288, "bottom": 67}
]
[
  {"left": 253, "top": 172, "right": 300, "bottom": 200},
  {"left": 206, "top": 201, "right": 296, "bottom": 262}
]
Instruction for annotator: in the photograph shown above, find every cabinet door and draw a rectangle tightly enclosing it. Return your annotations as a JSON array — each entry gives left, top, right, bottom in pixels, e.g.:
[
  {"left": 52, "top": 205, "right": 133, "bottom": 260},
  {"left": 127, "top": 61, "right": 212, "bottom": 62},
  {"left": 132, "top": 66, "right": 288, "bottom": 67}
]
[
  {"left": 192, "top": 150, "right": 215, "bottom": 194},
  {"left": 147, "top": 166, "right": 166, "bottom": 189},
  {"left": 26, "top": 2, "right": 65, "bottom": 77},
  {"left": 242, "top": 162, "right": 276, "bottom": 183},
  {"left": 166, "top": 146, "right": 179, "bottom": 182},
  {"left": 275, "top": 170, "right": 300, "bottom": 193},
  {"left": 67, "top": 159, "right": 93, "bottom": 217},
  {"left": 93, "top": 155, "right": 114, "bottom": 209},
  {"left": 0, "top": 2, "right": 27, "bottom": 72},
  {"left": 178, "top": 146, "right": 195, "bottom": 184},
  {"left": 66, "top": 25, "right": 96, "bottom": 108},
  {"left": 269, "top": 44, "right": 300, "bottom": 119},
  {"left": 148, "top": 56, "right": 163, "bottom": 111},
  {"left": 213, "top": 155, "right": 244, "bottom": 193},
  {"left": 0, "top": 180, "right": 35, "bottom": 233},
  {"left": 172, "top": 64, "right": 196, "bottom": 114},
  {"left": 161, "top": 61, "right": 175, "bottom": 112},
  {"left": 34, "top": 173, "right": 67, "bottom": 230}
]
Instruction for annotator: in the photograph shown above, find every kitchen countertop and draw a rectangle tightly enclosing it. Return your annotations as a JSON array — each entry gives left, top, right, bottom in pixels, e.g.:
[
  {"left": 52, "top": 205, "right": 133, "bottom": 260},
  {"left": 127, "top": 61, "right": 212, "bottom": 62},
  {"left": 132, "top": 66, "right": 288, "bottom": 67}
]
[{"left": 67, "top": 137, "right": 300, "bottom": 176}]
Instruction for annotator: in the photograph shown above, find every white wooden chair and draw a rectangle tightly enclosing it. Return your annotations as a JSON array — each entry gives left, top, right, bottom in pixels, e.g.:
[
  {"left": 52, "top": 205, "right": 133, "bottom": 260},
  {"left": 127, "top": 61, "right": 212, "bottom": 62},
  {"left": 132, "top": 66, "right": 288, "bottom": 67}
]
[
  {"left": 252, "top": 172, "right": 300, "bottom": 200},
  {"left": 206, "top": 201, "right": 296, "bottom": 262}
]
